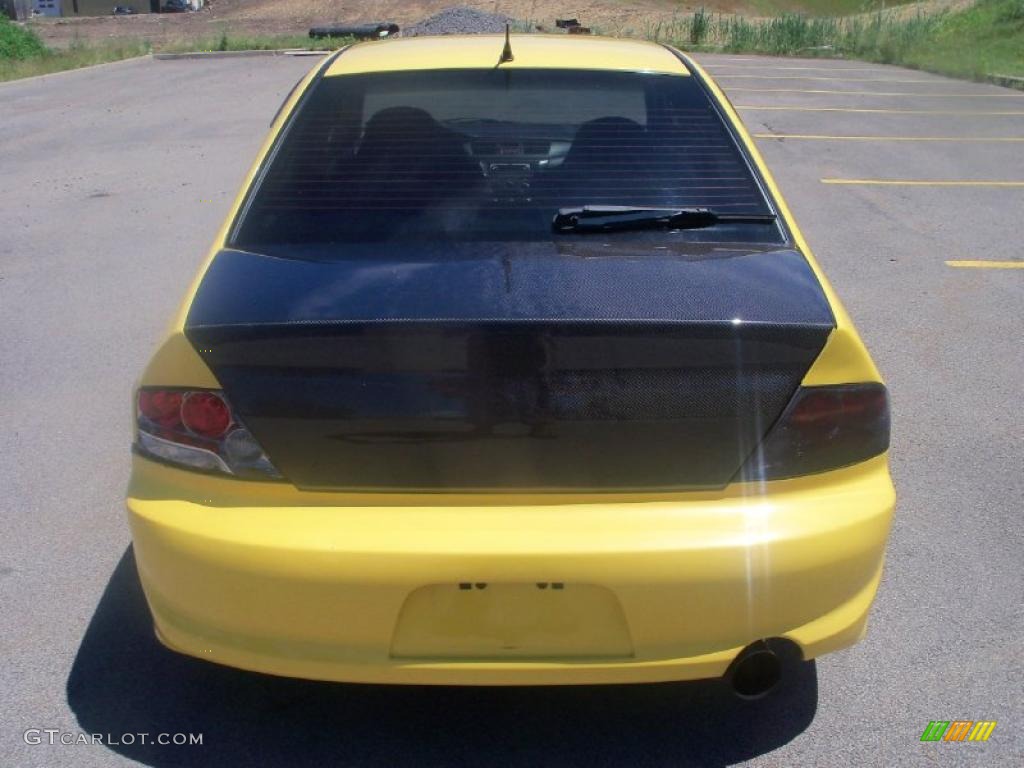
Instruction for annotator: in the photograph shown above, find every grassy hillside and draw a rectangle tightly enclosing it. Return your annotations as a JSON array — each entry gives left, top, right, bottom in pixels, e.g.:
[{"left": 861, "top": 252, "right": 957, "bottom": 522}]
[
  {"left": 0, "top": 15, "right": 46, "bottom": 60},
  {"left": 895, "top": 0, "right": 1024, "bottom": 77},
  {"left": 19, "top": 0, "right": 930, "bottom": 51},
  {"left": 746, "top": 0, "right": 920, "bottom": 13},
  {"left": 650, "top": 0, "right": 1023, "bottom": 78},
  {"left": 172, "top": 0, "right": 927, "bottom": 26},
  {"left": 3, "top": 1, "right": 1022, "bottom": 83},
  {"left": 0, "top": 22, "right": 331, "bottom": 82}
]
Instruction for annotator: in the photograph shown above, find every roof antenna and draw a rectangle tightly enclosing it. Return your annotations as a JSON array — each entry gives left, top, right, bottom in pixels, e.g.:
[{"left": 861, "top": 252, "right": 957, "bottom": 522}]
[{"left": 498, "top": 23, "right": 514, "bottom": 65}]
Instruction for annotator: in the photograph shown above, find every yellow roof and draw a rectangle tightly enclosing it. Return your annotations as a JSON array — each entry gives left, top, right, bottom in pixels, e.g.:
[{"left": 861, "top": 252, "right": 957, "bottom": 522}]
[{"left": 325, "top": 34, "right": 689, "bottom": 76}]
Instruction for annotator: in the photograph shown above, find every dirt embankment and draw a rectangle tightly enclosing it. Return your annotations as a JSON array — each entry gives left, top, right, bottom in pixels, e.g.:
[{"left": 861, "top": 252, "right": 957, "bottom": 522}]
[{"left": 28, "top": 0, "right": 740, "bottom": 48}]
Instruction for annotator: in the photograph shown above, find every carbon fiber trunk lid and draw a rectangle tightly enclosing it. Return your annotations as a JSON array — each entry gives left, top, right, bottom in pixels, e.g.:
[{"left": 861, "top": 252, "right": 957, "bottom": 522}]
[{"left": 185, "top": 243, "right": 833, "bottom": 491}]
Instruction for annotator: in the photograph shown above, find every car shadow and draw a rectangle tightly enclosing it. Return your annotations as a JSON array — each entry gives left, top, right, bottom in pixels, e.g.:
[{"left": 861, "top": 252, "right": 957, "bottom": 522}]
[{"left": 67, "top": 548, "right": 818, "bottom": 768}]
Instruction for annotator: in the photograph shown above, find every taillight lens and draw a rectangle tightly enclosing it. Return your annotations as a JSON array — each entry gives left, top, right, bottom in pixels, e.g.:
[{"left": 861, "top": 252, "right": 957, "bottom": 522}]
[
  {"left": 135, "top": 387, "right": 281, "bottom": 479},
  {"left": 138, "top": 390, "right": 183, "bottom": 429},
  {"left": 738, "top": 383, "right": 890, "bottom": 481},
  {"left": 181, "top": 392, "right": 231, "bottom": 438}
]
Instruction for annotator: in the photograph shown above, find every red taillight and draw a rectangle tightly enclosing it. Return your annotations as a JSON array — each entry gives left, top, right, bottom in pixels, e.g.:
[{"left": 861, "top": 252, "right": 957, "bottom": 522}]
[
  {"left": 135, "top": 387, "right": 280, "bottom": 479},
  {"left": 181, "top": 391, "right": 231, "bottom": 438},
  {"left": 739, "top": 383, "right": 890, "bottom": 481},
  {"left": 785, "top": 385, "right": 888, "bottom": 427},
  {"left": 138, "top": 389, "right": 183, "bottom": 429}
]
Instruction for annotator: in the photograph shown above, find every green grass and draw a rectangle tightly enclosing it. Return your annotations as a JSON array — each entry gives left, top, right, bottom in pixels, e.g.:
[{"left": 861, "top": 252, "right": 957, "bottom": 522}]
[
  {"left": 0, "top": 25, "right": 351, "bottom": 83},
  {"left": 157, "top": 30, "right": 351, "bottom": 54},
  {"left": 651, "top": 0, "right": 1024, "bottom": 80},
  {"left": 0, "top": 15, "right": 47, "bottom": 61},
  {"left": 649, "top": 7, "right": 943, "bottom": 56},
  {"left": 746, "top": 0, "right": 918, "bottom": 15},
  {"left": 0, "top": 35, "right": 152, "bottom": 82},
  {"left": 892, "top": 0, "right": 1024, "bottom": 79}
]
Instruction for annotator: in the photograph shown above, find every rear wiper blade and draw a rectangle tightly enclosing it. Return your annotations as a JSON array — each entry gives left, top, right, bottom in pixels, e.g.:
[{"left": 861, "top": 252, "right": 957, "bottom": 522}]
[{"left": 552, "top": 206, "right": 777, "bottom": 234}]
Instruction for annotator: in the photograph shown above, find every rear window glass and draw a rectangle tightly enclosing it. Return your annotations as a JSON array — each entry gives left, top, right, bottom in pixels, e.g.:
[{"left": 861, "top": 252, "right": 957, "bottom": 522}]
[{"left": 232, "top": 69, "right": 780, "bottom": 248}]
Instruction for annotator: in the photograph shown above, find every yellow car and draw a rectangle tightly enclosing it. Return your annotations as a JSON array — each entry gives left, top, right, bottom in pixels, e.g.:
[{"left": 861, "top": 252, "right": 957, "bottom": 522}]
[{"left": 127, "top": 34, "right": 894, "bottom": 697}]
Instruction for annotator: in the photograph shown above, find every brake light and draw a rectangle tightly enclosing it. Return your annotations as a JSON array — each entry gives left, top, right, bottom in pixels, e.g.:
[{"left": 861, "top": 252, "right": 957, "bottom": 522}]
[
  {"left": 181, "top": 392, "right": 231, "bottom": 438},
  {"left": 738, "top": 383, "right": 890, "bottom": 481},
  {"left": 138, "top": 390, "right": 183, "bottom": 429},
  {"left": 135, "top": 387, "right": 281, "bottom": 479}
]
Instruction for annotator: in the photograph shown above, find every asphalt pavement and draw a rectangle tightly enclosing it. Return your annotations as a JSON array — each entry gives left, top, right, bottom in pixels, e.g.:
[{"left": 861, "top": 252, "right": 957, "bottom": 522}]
[{"left": 0, "top": 53, "right": 1021, "bottom": 767}]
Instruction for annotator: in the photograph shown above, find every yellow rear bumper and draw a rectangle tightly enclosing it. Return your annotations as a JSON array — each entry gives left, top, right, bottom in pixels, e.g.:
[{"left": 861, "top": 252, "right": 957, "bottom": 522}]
[{"left": 126, "top": 453, "right": 894, "bottom": 685}]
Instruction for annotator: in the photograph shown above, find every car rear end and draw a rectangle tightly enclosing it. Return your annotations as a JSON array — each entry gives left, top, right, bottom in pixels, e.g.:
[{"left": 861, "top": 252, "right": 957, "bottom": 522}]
[{"left": 126, "top": 36, "right": 895, "bottom": 686}]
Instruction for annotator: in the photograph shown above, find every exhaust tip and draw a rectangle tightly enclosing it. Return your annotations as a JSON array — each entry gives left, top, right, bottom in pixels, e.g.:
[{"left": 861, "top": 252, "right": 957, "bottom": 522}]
[{"left": 727, "top": 640, "right": 783, "bottom": 699}]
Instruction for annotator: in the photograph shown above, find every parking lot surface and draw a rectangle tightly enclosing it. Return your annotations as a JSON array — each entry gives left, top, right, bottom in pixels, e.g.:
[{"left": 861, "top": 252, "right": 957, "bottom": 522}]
[{"left": 1, "top": 53, "right": 1021, "bottom": 767}]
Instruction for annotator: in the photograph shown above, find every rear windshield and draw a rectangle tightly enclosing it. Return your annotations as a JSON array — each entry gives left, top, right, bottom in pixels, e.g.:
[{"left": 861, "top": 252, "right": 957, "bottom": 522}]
[{"left": 232, "top": 68, "right": 781, "bottom": 249}]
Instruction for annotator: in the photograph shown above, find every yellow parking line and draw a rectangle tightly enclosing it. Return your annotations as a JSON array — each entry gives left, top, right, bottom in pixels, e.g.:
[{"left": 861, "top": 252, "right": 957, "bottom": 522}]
[
  {"left": 756, "top": 134, "right": 1024, "bottom": 142},
  {"left": 736, "top": 105, "right": 1024, "bottom": 115},
  {"left": 729, "top": 87, "right": 1022, "bottom": 98},
  {"left": 946, "top": 260, "right": 1024, "bottom": 269},
  {"left": 822, "top": 179, "right": 1024, "bottom": 187},
  {"left": 716, "top": 74, "right": 944, "bottom": 83}
]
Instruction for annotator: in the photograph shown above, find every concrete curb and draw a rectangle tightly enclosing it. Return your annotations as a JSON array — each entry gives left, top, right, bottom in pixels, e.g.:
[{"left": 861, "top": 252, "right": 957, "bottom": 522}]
[
  {"left": 153, "top": 49, "right": 329, "bottom": 60},
  {"left": 986, "top": 74, "right": 1024, "bottom": 92}
]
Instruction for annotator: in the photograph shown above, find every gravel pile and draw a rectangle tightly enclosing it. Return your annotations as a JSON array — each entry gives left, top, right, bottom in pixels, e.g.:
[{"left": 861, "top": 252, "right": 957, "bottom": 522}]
[{"left": 403, "top": 6, "right": 520, "bottom": 36}]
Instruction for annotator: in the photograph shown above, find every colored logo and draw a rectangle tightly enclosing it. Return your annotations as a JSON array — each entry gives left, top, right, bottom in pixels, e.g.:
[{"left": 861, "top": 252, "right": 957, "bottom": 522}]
[{"left": 920, "top": 721, "right": 997, "bottom": 742}]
